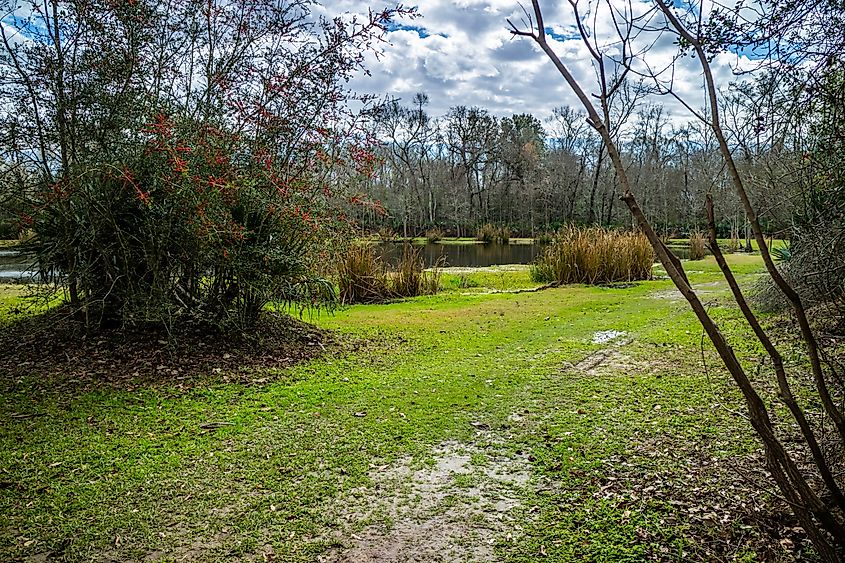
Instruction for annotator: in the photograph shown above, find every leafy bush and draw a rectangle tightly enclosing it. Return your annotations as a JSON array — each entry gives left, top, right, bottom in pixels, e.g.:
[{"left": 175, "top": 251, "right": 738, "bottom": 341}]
[
  {"left": 476, "top": 223, "right": 510, "bottom": 244},
  {"left": 531, "top": 225, "right": 653, "bottom": 284},
  {"left": 337, "top": 244, "right": 439, "bottom": 304},
  {"left": 688, "top": 231, "right": 707, "bottom": 260},
  {"left": 0, "top": 221, "right": 16, "bottom": 240},
  {"left": 771, "top": 242, "right": 792, "bottom": 262},
  {"left": 30, "top": 118, "right": 339, "bottom": 330},
  {"left": 0, "top": 0, "right": 411, "bottom": 332}
]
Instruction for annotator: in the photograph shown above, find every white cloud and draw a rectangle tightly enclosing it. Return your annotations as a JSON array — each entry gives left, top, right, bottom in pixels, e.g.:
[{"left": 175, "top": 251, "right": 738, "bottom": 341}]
[{"left": 318, "top": 0, "right": 758, "bottom": 125}]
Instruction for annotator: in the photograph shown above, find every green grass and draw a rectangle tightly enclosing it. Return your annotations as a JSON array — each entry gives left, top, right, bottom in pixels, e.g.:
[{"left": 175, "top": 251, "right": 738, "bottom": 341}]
[
  {"left": 0, "top": 256, "right": 784, "bottom": 561},
  {"left": 668, "top": 238, "right": 788, "bottom": 251}
]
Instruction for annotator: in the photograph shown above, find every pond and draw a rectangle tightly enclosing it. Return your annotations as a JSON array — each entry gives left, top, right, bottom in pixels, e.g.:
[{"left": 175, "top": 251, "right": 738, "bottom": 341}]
[
  {"left": 0, "top": 249, "right": 35, "bottom": 281},
  {"left": 2, "top": 243, "right": 545, "bottom": 279},
  {"left": 377, "top": 241, "right": 544, "bottom": 268},
  {"left": 0, "top": 242, "right": 710, "bottom": 281}
]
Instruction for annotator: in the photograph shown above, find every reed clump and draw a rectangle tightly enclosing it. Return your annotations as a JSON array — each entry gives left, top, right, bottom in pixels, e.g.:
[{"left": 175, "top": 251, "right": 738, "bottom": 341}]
[
  {"left": 476, "top": 223, "right": 510, "bottom": 244},
  {"left": 726, "top": 233, "right": 740, "bottom": 253},
  {"left": 337, "top": 244, "right": 440, "bottom": 304},
  {"left": 425, "top": 227, "right": 445, "bottom": 243},
  {"left": 531, "top": 226, "right": 654, "bottom": 284},
  {"left": 376, "top": 226, "right": 398, "bottom": 242},
  {"left": 688, "top": 231, "right": 707, "bottom": 260}
]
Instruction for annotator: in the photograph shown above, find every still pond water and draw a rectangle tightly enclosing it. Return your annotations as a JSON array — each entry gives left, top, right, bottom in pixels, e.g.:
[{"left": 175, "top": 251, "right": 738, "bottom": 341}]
[
  {"left": 0, "top": 243, "right": 694, "bottom": 279},
  {"left": 378, "top": 242, "right": 545, "bottom": 268},
  {"left": 0, "top": 243, "right": 545, "bottom": 280},
  {"left": 377, "top": 242, "right": 693, "bottom": 268},
  {"left": 0, "top": 249, "right": 34, "bottom": 281}
]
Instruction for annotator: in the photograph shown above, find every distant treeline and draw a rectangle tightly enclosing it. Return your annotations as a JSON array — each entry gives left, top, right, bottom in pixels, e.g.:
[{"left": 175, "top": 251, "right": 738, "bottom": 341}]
[{"left": 350, "top": 88, "right": 799, "bottom": 239}]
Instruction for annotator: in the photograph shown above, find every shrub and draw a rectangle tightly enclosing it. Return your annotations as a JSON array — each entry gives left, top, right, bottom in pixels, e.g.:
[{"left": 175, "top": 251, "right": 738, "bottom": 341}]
[
  {"left": 688, "top": 231, "right": 707, "bottom": 260},
  {"left": 535, "top": 231, "right": 554, "bottom": 245},
  {"left": 425, "top": 227, "right": 445, "bottom": 243},
  {"left": 0, "top": 221, "right": 16, "bottom": 240},
  {"left": 28, "top": 122, "right": 339, "bottom": 331},
  {"left": 530, "top": 225, "right": 653, "bottom": 284},
  {"left": 476, "top": 223, "right": 510, "bottom": 244},
  {"left": 1, "top": 0, "right": 409, "bottom": 334},
  {"left": 337, "top": 244, "right": 439, "bottom": 304}
]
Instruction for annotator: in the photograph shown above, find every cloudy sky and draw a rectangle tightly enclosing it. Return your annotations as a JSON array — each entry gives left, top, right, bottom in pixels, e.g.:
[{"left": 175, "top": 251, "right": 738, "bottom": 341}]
[{"left": 315, "top": 0, "right": 754, "bottom": 123}]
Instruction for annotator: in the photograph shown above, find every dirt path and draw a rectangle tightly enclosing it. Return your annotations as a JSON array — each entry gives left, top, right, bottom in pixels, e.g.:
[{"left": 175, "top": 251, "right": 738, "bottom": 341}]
[
  {"left": 320, "top": 333, "right": 638, "bottom": 562},
  {"left": 319, "top": 439, "right": 532, "bottom": 562}
]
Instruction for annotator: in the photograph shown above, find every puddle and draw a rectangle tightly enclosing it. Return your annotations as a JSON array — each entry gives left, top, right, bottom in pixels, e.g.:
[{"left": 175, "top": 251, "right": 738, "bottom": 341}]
[
  {"left": 321, "top": 441, "right": 531, "bottom": 562},
  {"left": 592, "top": 330, "right": 626, "bottom": 344}
]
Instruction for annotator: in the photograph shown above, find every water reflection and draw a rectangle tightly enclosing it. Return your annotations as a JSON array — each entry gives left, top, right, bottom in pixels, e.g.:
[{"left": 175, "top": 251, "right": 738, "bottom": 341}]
[
  {"left": 0, "top": 249, "right": 35, "bottom": 281},
  {"left": 377, "top": 242, "right": 543, "bottom": 268}
]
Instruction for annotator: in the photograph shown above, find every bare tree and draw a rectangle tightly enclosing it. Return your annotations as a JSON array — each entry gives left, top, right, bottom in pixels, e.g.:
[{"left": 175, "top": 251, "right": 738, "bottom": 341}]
[{"left": 509, "top": 0, "right": 845, "bottom": 558}]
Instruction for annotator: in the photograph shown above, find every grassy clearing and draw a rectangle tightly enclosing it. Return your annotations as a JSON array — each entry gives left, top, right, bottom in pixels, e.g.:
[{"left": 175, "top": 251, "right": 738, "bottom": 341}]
[
  {"left": 668, "top": 238, "right": 788, "bottom": 252},
  {"left": 0, "top": 254, "right": 796, "bottom": 561}
]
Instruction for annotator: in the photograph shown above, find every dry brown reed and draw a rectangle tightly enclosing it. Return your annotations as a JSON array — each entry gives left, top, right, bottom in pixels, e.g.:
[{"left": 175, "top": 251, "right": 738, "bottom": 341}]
[
  {"left": 726, "top": 234, "right": 740, "bottom": 253},
  {"left": 337, "top": 244, "right": 440, "bottom": 304},
  {"left": 688, "top": 231, "right": 707, "bottom": 260},
  {"left": 531, "top": 225, "right": 654, "bottom": 284},
  {"left": 376, "top": 226, "right": 397, "bottom": 242},
  {"left": 475, "top": 223, "right": 510, "bottom": 244},
  {"left": 425, "top": 227, "right": 445, "bottom": 243}
]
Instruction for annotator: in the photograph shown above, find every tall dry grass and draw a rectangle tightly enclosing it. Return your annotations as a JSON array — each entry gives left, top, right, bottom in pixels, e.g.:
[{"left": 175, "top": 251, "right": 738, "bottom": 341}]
[
  {"left": 337, "top": 244, "right": 440, "bottom": 304},
  {"left": 531, "top": 226, "right": 654, "bottom": 284},
  {"left": 726, "top": 233, "right": 740, "bottom": 253},
  {"left": 425, "top": 227, "right": 445, "bottom": 243},
  {"left": 376, "top": 226, "right": 397, "bottom": 242},
  {"left": 476, "top": 223, "right": 510, "bottom": 244},
  {"left": 688, "top": 231, "right": 707, "bottom": 260}
]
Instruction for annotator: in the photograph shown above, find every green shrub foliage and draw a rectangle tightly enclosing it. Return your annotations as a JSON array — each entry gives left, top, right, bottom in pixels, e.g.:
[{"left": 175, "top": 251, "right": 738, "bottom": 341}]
[
  {"left": 32, "top": 118, "right": 340, "bottom": 329},
  {"left": 1, "top": 0, "right": 412, "bottom": 331}
]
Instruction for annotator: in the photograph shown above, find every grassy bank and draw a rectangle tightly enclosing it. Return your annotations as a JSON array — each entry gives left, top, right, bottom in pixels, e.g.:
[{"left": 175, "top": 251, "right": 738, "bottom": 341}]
[{"left": 0, "top": 255, "right": 799, "bottom": 561}]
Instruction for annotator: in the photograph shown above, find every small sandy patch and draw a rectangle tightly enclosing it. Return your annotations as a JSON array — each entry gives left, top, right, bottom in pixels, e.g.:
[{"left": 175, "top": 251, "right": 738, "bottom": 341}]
[{"left": 320, "top": 441, "right": 531, "bottom": 562}]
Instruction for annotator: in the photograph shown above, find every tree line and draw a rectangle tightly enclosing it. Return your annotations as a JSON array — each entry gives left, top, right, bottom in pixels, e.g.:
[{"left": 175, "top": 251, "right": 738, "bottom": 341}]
[{"left": 352, "top": 81, "right": 810, "bottom": 239}]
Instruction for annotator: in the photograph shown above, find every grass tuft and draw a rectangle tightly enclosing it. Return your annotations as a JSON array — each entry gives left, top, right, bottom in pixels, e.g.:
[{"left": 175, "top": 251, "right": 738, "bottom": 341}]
[
  {"left": 475, "top": 224, "right": 510, "bottom": 244},
  {"left": 425, "top": 227, "right": 445, "bottom": 243},
  {"left": 337, "top": 244, "right": 440, "bottom": 304},
  {"left": 689, "top": 231, "right": 707, "bottom": 260},
  {"left": 530, "top": 225, "right": 654, "bottom": 284}
]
